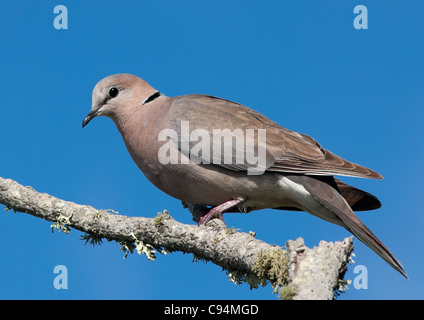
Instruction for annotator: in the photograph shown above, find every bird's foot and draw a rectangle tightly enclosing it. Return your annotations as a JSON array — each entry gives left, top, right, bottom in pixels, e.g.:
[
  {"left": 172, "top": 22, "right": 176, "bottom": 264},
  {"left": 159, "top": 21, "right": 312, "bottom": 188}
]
[{"left": 198, "top": 199, "right": 243, "bottom": 226}]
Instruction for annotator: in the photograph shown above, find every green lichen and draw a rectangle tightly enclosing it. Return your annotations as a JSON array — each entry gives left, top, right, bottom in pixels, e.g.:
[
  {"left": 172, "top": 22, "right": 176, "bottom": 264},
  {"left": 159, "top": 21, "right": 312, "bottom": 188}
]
[
  {"left": 226, "top": 269, "right": 247, "bottom": 285},
  {"left": 154, "top": 210, "right": 171, "bottom": 228},
  {"left": 131, "top": 233, "right": 156, "bottom": 261},
  {"left": 51, "top": 213, "right": 73, "bottom": 234},
  {"left": 279, "top": 285, "right": 297, "bottom": 300},
  {"left": 92, "top": 211, "right": 102, "bottom": 221},
  {"left": 334, "top": 279, "right": 351, "bottom": 298},
  {"left": 118, "top": 240, "right": 135, "bottom": 259},
  {"left": 225, "top": 227, "right": 240, "bottom": 236},
  {"left": 222, "top": 247, "right": 291, "bottom": 295},
  {"left": 104, "top": 209, "right": 119, "bottom": 214},
  {"left": 223, "top": 268, "right": 265, "bottom": 289},
  {"left": 252, "top": 248, "right": 289, "bottom": 293},
  {"left": 154, "top": 212, "right": 164, "bottom": 227},
  {"left": 117, "top": 235, "right": 157, "bottom": 261}
]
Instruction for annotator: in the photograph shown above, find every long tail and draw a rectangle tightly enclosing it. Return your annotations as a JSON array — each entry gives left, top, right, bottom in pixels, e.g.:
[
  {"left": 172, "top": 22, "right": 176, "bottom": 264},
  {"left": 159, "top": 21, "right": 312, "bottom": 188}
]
[{"left": 286, "top": 175, "right": 407, "bottom": 278}]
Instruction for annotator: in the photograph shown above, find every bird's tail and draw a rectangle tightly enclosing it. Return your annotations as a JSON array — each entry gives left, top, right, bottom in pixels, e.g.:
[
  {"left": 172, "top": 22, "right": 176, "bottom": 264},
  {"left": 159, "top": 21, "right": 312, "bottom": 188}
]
[
  {"left": 343, "top": 212, "right": 407, "bottom": 278},
  {"left": 286, "top": 175, "right": 407, "bottom": 278}
]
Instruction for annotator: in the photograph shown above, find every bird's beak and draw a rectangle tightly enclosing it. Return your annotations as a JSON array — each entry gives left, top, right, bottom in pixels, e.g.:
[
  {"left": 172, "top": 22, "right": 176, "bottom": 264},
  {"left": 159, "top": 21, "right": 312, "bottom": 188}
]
[{"left": 82, "top": 108, "right": 100, "bottom": 128}]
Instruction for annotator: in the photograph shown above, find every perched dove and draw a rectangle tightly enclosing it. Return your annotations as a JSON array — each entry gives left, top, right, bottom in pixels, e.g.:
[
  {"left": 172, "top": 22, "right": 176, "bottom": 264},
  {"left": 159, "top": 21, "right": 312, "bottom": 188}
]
[{"left": 82, "top": 73, "right": 406, "bottom": 277}]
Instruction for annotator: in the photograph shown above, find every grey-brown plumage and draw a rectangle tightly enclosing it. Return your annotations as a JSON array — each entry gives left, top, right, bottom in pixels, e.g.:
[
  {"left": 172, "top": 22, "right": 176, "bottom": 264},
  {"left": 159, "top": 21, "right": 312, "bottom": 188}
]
[{"left": 82, "top": 74, "right": 406, "bottom": 277}]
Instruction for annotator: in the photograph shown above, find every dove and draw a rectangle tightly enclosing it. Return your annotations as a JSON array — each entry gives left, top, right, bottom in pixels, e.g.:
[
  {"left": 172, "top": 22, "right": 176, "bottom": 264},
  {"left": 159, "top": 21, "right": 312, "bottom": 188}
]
[{"left": 82, "top": 73, "right": 406, "bottom": 277}]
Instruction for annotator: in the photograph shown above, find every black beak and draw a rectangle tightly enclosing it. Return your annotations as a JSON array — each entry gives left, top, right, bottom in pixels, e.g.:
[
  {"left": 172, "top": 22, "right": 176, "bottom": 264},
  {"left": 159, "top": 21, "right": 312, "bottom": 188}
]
[{"left": 82, "top": 109, "right": 100, "bottom": 128}]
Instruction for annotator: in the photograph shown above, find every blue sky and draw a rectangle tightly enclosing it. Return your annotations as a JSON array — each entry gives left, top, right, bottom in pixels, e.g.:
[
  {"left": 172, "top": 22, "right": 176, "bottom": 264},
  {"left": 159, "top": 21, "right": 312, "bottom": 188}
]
[{"left": 0, "top": 1, "right": 423, "bottom": 299}]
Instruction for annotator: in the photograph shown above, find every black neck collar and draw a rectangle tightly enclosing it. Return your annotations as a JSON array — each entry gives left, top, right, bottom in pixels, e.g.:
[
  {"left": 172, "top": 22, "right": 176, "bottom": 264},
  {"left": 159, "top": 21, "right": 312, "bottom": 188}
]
[{"left": 143, "top": 91, "right": 161, "bottom": 105}]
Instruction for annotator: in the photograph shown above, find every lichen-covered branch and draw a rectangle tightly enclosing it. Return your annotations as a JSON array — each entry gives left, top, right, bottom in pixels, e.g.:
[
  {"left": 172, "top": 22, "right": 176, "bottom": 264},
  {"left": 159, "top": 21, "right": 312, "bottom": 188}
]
[{"left": 0, "top": 176, "right": 354, "bottom": 300}]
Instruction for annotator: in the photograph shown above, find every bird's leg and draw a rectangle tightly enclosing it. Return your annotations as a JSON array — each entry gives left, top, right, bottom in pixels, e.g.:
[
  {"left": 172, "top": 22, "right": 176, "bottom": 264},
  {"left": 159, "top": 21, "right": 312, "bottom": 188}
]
[
  {"left": 198, "top": 199, "right": 243, "bottom": 226},
  {"left": 182, "top": 202, "right": 210, "bottom": 223}
]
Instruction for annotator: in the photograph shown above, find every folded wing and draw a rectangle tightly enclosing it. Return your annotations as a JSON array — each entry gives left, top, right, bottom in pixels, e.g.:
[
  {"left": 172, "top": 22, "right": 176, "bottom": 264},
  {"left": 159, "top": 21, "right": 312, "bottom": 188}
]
[{"left": 168, "top": 94, "right": 382, "bottom": 179}]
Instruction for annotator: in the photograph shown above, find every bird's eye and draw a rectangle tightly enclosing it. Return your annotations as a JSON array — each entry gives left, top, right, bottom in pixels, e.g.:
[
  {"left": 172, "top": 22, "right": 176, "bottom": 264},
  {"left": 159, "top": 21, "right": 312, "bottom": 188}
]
[{"left": 109, "top": 87, "right": 119, "bottom": 98}]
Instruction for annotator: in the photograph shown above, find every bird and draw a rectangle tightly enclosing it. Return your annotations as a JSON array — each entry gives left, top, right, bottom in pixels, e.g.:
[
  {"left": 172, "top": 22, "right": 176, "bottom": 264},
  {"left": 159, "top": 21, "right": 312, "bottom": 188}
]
[{"left": 82, "top": 73, "right": 406, "bottom": 278}]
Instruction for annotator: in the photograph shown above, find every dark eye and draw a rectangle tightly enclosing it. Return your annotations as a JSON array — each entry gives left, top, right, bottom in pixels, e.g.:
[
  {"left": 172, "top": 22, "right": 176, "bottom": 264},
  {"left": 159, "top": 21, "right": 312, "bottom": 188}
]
[{"left": 109, "top": 87, "right": 119, "bottom": 98}]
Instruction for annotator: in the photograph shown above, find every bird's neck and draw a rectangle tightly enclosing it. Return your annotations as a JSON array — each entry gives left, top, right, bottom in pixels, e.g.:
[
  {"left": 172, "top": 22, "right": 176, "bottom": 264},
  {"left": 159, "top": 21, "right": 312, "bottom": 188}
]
[{"left": 111, "top": 96, "right": 171, "bottom": 172}]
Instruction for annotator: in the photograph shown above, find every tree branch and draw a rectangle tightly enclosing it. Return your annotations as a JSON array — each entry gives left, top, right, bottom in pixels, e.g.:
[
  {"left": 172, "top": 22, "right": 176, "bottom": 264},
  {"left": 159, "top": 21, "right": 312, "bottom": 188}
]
[{"left": 0, "top": 176, "right": 353, "bottom": 300}]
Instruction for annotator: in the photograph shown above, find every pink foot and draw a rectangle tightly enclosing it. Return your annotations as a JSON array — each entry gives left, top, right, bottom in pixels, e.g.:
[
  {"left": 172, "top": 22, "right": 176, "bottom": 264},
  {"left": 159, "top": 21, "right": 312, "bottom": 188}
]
[{"left": 198, "top": 199, "right": 243, "bottom": 225}]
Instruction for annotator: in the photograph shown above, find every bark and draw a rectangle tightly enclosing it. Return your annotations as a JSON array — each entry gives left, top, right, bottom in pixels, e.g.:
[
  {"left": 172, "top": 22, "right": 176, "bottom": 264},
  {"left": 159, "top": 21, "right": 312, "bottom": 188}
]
[{"left": 0, "top": 176, "right": 354, "bottom": 300}]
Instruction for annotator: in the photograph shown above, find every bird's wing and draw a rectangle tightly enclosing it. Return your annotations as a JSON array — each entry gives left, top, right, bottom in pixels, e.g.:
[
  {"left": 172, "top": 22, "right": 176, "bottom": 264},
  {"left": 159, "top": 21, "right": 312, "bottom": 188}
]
[{"left": 168, "top": 94, "right": 382, "bottom": 179}]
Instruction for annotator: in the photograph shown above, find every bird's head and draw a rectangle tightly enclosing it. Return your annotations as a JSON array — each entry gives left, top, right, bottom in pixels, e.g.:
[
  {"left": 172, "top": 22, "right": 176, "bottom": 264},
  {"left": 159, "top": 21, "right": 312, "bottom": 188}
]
[{"left": 82, "top": 73, "right": 158, "bottom": 127}]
